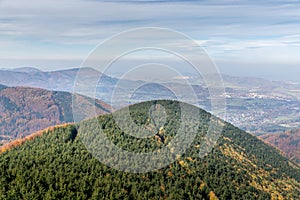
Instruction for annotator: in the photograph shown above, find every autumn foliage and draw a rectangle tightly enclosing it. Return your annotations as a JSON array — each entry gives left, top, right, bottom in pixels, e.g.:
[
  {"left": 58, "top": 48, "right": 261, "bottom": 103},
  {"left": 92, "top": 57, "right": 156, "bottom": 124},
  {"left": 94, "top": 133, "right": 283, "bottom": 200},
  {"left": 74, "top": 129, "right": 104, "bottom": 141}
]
[{"left": 0, "top": 123, "right": 72, "bottom": 154}]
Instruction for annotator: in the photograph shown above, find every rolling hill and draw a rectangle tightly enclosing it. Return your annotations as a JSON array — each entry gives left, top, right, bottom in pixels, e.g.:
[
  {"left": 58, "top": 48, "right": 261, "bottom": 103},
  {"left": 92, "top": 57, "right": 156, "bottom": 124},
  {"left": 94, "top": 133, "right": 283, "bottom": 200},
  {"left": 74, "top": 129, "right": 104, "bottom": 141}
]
[
  {"left": 0, "top": 84, "right": 110, "bottom": 145},
  {"left": 0, "top": 100, "right": 299, "bottom": 199}
]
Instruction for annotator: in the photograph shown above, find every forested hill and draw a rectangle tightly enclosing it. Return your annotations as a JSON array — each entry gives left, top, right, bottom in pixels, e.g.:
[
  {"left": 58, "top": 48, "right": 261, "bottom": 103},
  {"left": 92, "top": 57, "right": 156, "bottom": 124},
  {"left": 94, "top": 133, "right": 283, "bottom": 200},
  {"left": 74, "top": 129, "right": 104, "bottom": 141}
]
[
  {"left": 0, "top": 85, "right": 110, "bottom": 145},
  {"left": 0, "top": 100, "right": 299, "bottom": 199},
  {"left": 259, "top": 128, "right": 300, "bottom": 165}
]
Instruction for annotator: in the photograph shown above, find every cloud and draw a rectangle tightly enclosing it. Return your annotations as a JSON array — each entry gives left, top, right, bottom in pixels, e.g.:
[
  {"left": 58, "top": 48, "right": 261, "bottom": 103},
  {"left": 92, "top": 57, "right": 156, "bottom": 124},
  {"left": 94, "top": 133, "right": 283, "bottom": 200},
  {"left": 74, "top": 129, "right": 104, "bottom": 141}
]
[
  {"left": 197, "top": 35, "right": 300, "bottom": 52},
  {"left": 1, "top": 0, "right": 299, "bottom": 43},
  {"left": 0, "top": 0, "right": 300, "bottom": 71}
]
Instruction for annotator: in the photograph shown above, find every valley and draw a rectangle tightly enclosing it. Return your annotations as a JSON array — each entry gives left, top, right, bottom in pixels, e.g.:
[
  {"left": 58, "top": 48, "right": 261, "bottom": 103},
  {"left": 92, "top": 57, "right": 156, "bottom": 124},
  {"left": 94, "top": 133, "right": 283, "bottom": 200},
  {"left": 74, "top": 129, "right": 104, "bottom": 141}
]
[{"left": 0, "top": 67, "right": 299, "bottom": 135}]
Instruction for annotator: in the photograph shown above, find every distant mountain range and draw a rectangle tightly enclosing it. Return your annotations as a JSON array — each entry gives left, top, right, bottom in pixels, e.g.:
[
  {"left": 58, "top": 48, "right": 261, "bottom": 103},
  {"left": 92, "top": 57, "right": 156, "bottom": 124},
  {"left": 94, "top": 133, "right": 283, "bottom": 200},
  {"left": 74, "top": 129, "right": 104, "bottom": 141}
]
[
  {"left": 0, "top": 84, "right": 110, "bottom": 145},
  {"left": 0, "top": 67, "right": 299, "bottom": 134},
  {"left": 1, "top": 67, "right": 299, "bottom": 100},
  {"left": 0, "top": 100, "right": 299, "bottom": 199},
  {"left": 0, "top": 67, "right": 116, "bottom": 92},
  {"left": 0, "top": 67, "right": 210, "bottom": 108}
]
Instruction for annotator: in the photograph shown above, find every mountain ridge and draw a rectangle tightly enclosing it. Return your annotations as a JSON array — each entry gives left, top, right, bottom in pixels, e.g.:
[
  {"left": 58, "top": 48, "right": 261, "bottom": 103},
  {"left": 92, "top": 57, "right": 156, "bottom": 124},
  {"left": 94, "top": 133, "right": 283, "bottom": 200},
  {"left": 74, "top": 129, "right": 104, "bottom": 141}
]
[
  {"left": 0, "top": 67, "right": 299, "bottom": 163},
  {"left": 0, "top": 100, "right": 299, "bottom": 199},
  {"left": 0, "top": 85, "right": 111, "bottom": 146}
]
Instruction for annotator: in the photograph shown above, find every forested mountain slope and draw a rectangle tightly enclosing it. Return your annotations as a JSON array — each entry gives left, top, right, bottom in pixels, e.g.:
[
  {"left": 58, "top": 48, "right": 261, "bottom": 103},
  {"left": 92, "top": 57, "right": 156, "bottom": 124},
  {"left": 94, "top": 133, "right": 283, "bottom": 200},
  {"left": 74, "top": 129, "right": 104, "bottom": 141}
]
[
  {"left": 259, "top": 128, "right": 300, "bottom": 165},
  {"left": 0, "top": 85, "right": 110, "bottom": 145},
  {"left": 0, "top": 100, "right": 299, "bottom": 199}
]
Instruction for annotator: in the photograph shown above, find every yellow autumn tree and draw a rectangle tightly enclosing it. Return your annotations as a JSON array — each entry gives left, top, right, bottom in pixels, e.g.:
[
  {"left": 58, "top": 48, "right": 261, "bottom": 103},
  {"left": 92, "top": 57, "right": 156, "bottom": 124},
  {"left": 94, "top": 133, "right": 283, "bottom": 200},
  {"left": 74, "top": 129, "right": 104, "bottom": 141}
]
[{"left": 209, "top": 191, "right": 219, "bottom": 200}]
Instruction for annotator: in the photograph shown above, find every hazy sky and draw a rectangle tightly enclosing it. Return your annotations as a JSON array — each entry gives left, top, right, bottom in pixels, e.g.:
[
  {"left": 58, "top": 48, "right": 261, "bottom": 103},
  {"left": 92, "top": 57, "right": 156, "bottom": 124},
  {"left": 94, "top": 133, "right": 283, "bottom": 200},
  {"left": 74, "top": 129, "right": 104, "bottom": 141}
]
[{"left": 0, "top": 0, "right": 300, "bottom": 82}]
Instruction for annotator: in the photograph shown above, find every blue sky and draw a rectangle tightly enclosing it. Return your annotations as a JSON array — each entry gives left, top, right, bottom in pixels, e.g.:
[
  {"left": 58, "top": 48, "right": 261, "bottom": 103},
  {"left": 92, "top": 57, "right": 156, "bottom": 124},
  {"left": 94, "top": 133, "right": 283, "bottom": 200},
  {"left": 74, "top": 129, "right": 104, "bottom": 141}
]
[{"left": 0, "top": 0, "right": 300, "bottom": 82}]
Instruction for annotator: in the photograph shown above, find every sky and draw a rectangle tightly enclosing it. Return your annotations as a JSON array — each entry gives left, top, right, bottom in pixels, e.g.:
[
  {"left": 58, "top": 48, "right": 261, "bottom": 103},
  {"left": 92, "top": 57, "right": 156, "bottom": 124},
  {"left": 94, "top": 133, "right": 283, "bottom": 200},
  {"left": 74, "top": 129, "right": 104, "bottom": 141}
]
[{"left": 0, "top": 0, "right": 300, "bottom": 82}]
